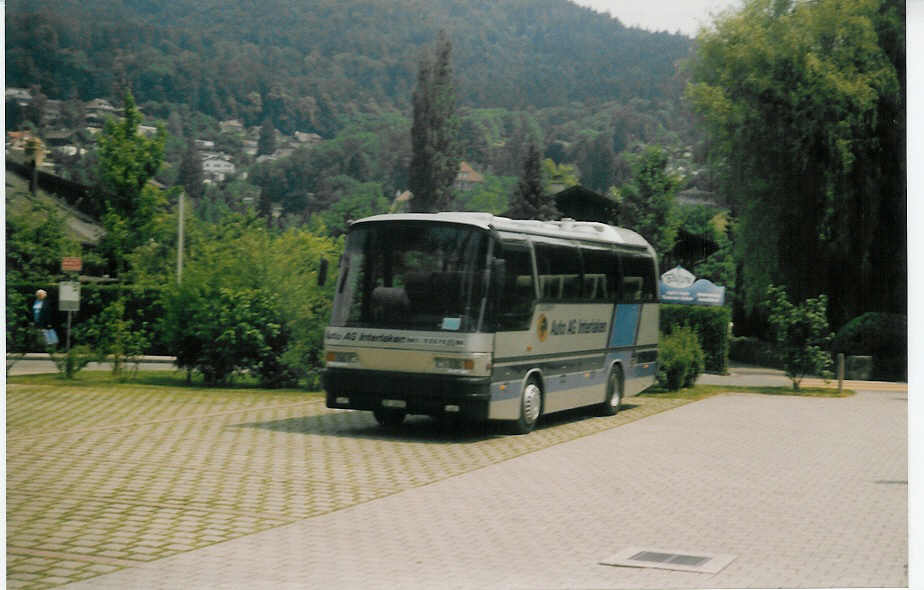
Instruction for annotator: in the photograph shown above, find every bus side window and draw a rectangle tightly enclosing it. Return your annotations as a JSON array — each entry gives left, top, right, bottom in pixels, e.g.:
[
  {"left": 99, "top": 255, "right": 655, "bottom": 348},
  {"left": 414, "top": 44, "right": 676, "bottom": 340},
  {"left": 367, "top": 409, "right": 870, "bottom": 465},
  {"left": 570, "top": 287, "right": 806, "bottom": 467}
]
[
  {"left": 496, "top": 241, "right": 536, "bottom": 331},
  {"left": 534, "top": 242, "right": 582, "bottom": 300},
  {"left": 619, "top": 252, "right": 657, "bottom": 303},
  {"left": 581, "top": 246, "right": 617, "bottom": 301}
]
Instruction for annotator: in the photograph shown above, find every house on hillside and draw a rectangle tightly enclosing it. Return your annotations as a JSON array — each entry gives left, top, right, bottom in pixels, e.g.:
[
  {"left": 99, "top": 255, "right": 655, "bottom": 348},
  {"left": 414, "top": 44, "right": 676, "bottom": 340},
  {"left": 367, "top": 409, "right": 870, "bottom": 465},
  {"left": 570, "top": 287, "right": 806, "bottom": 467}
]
[
  {"left": 676, "top": 187, "right": 721, "bottom": 207},
  {"left": 219, "top": 119, "right": 245, "bottom": 134},
  {"left": 202, "top": 157, "right": 236, "bottom": 183},
  {"left": 138, "top": 125, "right": 158, "bottom": 138},
  {"left": 6, "top": 131, "right": 39, "bottom": 151},
  {"left": 44, "top": 100, "right": 63, "bottom": 125},
  {"left": 44, "top": 131, "right": 73, "bottom": 148},
  {"left": 454, "top": 161, "right": 484, "bottom": 192},
  {"left": 294, "top": 131, "right": 323, "bottom": 145},
  {"left": 390, "top": 190, "right": 413, "bottom": 213},
  {"left": 6, "top": 88, "right": 32, "bottom": 105}
]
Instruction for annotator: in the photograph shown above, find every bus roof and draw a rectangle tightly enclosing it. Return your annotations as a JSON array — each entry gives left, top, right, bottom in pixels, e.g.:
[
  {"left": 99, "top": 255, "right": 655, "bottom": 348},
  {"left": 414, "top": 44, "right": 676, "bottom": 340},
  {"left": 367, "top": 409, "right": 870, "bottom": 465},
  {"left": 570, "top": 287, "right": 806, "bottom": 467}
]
[{"left": 350, "top": 212, "right": 653, "bottom": 250}]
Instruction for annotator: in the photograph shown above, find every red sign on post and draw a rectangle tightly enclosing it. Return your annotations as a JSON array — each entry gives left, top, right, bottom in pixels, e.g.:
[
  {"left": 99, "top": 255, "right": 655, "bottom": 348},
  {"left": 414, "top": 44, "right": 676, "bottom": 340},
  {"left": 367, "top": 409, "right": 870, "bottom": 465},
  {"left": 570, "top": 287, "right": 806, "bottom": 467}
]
[{"left": 61, "top": 257, "right": 82, "bottom": 272}]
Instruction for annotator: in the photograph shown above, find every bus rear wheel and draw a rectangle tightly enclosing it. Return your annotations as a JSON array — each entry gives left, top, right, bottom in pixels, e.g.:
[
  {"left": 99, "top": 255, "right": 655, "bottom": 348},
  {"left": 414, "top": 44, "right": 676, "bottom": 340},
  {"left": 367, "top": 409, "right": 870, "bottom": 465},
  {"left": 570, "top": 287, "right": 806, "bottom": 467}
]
[
  {"left": 373, "top": 408, "right": 406, "bottom": 427},
  {"left": 511, "top": 378, "right": 542, "bottom": 434},
  {"left": 600, "top": 365, "right": 623, "bottom": 416}
]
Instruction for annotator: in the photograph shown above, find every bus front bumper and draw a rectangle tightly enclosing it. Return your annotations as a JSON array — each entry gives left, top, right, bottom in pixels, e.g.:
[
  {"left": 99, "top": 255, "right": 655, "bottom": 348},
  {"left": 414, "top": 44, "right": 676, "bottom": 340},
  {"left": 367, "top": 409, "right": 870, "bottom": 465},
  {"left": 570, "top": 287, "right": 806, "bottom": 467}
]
[{"left": 323, "top": 368, "right": 492, "bottom": 420}]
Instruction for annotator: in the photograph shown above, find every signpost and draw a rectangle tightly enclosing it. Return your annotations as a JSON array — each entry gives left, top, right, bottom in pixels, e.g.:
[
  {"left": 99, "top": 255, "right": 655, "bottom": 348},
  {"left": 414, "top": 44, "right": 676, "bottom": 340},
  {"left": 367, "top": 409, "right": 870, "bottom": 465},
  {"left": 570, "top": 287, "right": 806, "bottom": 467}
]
[{"left": 60, "top": 257, "right": 82, "bottom": 350}]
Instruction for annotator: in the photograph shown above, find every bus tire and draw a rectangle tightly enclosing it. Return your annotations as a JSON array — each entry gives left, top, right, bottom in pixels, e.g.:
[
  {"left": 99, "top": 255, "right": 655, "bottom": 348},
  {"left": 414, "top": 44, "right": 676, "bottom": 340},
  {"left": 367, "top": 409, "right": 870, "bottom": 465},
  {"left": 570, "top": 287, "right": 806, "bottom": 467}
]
[
  {"left": 511, "top": 377, "right": 543, "bottom": 434},
  {"left": 600, "top": 365, "right": 623, "bottom": 416},
  {"left": 373, "top": 408, "right": 406, "bottom": 427}
]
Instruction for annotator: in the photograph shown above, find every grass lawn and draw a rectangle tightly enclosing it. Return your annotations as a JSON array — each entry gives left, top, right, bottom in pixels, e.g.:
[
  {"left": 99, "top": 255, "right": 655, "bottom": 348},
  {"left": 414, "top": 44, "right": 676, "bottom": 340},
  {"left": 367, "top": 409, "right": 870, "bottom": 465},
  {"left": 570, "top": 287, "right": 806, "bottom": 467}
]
[
  {"left": 8, "top": 370, "right": 852, "bottom": 400},
  {"left": 641, "top": 383, "right": 854, "bottom": 401},
  {"left": 6, "top": 369, "right": 325, "bottom": 397}
]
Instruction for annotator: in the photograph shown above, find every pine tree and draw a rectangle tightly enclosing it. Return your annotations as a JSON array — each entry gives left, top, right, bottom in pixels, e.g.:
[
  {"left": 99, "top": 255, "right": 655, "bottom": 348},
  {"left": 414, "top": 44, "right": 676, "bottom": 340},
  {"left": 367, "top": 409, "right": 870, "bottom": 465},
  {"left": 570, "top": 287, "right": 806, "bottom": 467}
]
[
  {"left": 408, "top": 31, "right": 460, "bottom": 213},
  {"left": 507, "top": 143, "right": 559, "bottom": 220}
]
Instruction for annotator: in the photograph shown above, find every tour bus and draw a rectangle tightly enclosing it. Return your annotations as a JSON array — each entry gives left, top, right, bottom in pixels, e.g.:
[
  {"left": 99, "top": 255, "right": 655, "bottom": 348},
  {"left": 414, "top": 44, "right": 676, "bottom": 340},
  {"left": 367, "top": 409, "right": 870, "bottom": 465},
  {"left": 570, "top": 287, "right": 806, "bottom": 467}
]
[{"left": 322, "top": 212, "right": 659, "bottom": 433}]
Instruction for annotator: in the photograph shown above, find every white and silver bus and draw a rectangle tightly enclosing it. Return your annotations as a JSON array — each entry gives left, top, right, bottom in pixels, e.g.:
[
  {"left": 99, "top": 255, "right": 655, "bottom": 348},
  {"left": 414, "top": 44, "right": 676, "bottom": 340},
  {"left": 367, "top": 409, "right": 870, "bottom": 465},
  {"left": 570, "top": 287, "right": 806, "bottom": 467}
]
[{"left": 322, "top": 212, "right": 659, "bottom": 433}]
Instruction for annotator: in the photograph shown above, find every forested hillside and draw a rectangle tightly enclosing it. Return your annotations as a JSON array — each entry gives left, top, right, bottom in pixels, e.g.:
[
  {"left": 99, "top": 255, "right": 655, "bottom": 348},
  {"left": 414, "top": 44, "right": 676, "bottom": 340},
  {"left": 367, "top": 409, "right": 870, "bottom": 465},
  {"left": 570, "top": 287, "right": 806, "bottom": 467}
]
[{"left": 6, "top": 0, "right": 692, "bottom": 136}]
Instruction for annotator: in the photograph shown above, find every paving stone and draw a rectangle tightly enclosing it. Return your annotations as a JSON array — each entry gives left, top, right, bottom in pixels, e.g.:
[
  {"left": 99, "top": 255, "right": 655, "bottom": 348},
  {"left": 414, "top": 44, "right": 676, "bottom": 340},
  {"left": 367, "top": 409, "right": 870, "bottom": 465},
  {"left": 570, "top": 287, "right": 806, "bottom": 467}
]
[{"left": 7, "top": 381, "right": 906, "bottom": 590}]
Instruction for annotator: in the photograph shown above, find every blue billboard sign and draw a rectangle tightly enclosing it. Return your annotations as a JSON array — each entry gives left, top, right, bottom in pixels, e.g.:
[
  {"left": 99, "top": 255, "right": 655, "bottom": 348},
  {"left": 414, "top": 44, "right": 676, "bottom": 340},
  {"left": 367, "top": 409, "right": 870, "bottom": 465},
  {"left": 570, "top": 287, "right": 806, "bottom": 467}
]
[{"left": 659, "top": 266, "right": 726, "bottom": 306}]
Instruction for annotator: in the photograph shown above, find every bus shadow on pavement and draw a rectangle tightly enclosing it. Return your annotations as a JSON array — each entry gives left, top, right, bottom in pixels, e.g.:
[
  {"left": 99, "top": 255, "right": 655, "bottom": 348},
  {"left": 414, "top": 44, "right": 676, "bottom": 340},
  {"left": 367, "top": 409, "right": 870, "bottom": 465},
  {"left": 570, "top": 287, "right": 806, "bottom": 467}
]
[
  {"left": 231, "top": 402, "right": 640, "bottom": 443},
  {"left": 231, "top": 412, "right": 508, "bottom": 443}
]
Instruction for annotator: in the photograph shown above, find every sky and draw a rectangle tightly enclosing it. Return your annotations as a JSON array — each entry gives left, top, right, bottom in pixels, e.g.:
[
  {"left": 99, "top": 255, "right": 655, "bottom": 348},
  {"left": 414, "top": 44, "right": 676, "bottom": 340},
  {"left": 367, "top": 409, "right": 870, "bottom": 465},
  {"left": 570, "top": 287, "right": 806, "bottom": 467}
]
[{"left": 571, "top": 0, "right": 742, "bottom": 36}]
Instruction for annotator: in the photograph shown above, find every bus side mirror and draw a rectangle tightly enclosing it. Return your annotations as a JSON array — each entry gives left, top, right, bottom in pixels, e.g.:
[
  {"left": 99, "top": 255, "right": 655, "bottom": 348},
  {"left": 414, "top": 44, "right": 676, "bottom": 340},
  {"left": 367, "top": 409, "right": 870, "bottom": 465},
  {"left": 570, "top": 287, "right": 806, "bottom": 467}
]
[{"left": 318, "top": 257, "right": 329, "bottom": 286}]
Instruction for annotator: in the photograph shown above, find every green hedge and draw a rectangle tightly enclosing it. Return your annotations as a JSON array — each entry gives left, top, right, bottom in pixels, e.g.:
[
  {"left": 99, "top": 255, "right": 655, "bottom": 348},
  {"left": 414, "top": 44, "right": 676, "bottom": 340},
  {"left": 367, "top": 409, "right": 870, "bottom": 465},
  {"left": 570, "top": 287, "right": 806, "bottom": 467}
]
[
  {"left": 6, "top": 282, "right": 167, "bottom": 354},
  {"left": 729, "top": 336, "right": 783, "bottom": 369},
  {"left": 659, "top": 304, "right": 731, "bottom": 374},
  {"left": 831, "top": 312, "right": 907, "bottom": 381}
]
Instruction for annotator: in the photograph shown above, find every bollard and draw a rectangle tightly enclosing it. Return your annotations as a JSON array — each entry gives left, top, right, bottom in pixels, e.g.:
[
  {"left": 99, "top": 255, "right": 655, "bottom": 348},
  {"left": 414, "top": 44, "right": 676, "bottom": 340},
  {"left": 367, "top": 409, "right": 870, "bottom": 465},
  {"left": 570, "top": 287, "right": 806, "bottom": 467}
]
[{"left": 837, "top": 353, "right": 845, "bottom": 393}]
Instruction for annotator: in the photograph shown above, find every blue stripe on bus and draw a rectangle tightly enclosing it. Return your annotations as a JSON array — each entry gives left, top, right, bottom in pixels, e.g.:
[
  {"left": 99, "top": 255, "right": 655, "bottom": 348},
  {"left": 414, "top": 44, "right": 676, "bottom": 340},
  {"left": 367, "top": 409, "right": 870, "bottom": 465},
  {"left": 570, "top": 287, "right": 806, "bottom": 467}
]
[{"left": 609, "top": 304, "right": 640, "bottom": 348}]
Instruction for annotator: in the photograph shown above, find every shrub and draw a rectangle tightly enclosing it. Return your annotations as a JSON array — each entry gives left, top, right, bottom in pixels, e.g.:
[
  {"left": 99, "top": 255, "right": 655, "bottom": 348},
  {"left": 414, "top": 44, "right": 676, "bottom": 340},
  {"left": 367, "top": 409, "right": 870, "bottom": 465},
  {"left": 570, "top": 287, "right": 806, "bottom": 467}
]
[
  {"left": 766, "top": 286, "right": 833, "bottom": 390},
  {"left": 657, "top": 325, "right": 705, "bottom": 391},
  {"left": 50, "top": 345, "right": 94, "bottom": 378},
  {"left": 163, "top": 285, "right": 291, "bottom": 386},
  {"left": 79, "top": 298, "right": 149, "bottom": 380},
  {"left": 659, "top": 304, "right": 730, "bottom": 374},
  {"left": 831, "top": 313, "right": 906, "bottom": 381},
  {"left": 161, "top": 214, "right": 340, "bottom": 388}
]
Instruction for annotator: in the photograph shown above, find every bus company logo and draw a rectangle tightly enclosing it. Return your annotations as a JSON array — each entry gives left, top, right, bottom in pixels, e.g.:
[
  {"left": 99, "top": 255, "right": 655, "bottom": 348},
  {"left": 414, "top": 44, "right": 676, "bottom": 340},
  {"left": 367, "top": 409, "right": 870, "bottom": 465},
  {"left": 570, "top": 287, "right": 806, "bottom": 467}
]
[{"left": 537, "top": 314, "right": 549, "bottom": 342}]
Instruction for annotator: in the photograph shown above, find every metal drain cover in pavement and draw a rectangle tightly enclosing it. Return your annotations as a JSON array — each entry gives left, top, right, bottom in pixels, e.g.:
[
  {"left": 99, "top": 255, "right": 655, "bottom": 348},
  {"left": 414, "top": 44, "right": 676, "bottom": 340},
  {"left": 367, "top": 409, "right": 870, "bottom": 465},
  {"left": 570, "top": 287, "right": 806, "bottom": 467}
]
[{"left": 600, "top": 546, "right": 736, "bottom": 574}]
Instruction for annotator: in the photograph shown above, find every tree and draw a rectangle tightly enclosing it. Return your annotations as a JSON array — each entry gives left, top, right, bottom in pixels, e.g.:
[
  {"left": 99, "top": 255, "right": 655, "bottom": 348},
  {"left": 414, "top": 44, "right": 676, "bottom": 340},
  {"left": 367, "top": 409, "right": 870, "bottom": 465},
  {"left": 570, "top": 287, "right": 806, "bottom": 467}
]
[
  {"left": 258, "top": 118, "right": 276, "bottom": 156},
  {"left": 507, "top": 143, "right": 559, "bottom": 220},
  {"left": 766, "top": 286, "right": 834, "bottom": 390},
  {"left": 96, "top": 90, "right": 167, "bottom": 273},
  {"left": 617, "top": 145, "right": 680, "bottom": 260},
  {"left": 178, "top": 138, "right": 205, "bottom": 200},
  {"left": 687, "top": 0, "right": 905, "bottom": 325},
  {"left": 408, "top": 31, "right": 461, "bottom": 213}
]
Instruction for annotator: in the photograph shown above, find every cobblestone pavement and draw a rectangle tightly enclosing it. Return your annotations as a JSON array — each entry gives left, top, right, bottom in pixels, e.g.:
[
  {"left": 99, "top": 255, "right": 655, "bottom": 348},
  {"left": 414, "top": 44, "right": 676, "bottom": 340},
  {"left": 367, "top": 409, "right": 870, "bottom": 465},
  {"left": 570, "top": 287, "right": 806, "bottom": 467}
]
[
  {"left": 6, "top": 382, "right": 689, "bottom": 589},
  {"left": 58, "top": 387, "right": 908, "bottom": 590}
]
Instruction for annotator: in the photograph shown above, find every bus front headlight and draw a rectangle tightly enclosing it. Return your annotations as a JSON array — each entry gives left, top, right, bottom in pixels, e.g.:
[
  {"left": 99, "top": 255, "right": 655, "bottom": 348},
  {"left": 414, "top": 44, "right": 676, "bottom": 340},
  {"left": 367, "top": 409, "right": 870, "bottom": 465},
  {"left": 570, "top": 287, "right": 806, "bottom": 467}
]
[
  {"left": 326, "top": 351, "right": 359, "bottom": 366},
  {"left": 434, "top": 357, "right": 475, "bottom": 372}
]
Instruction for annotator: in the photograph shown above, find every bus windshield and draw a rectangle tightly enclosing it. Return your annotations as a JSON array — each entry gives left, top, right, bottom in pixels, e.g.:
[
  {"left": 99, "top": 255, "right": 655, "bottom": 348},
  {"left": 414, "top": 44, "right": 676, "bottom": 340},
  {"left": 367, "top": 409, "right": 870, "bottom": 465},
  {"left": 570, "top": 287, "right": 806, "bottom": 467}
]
[{"left": 330, "top": 222, "right": 490, "bottom": 332}]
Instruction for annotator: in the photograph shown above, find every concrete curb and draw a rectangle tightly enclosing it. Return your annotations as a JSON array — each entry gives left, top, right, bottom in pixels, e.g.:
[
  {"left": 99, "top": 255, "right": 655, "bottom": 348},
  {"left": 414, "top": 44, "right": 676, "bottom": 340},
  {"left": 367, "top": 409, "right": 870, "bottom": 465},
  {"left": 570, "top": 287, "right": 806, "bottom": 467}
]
[{"left": 7, "top": 353, "right": 177, "bottom": 364}]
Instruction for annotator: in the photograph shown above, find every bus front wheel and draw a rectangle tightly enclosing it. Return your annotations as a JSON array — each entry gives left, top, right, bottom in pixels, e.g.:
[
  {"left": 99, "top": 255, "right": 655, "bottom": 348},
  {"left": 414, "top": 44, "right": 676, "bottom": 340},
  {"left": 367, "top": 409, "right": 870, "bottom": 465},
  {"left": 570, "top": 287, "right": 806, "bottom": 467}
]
[
  {"left": 512, "top": 378, "right": 542, "bottom": 434},
  {"left": 600, "top": 365, "right": 623, "bottom": 416}
]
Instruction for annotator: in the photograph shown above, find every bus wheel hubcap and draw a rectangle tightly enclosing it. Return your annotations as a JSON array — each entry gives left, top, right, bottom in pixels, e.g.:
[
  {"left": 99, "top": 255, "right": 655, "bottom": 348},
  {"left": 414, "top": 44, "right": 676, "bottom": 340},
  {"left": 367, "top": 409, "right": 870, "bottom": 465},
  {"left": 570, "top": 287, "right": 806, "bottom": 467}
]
[
  {"left": 610, "top": 374, "right": 621, "bottom": 407},
  {"left": 523, "top": 383, "right": 541, "bottom": 423}
]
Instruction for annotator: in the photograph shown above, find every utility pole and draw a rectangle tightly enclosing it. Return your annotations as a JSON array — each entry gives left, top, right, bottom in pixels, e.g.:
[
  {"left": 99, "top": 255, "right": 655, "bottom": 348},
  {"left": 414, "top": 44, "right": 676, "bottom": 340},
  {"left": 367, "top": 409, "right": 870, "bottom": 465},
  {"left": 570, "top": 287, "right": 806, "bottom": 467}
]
[{"left": 177, "top": 191, "right": 185, "bottom": 283}]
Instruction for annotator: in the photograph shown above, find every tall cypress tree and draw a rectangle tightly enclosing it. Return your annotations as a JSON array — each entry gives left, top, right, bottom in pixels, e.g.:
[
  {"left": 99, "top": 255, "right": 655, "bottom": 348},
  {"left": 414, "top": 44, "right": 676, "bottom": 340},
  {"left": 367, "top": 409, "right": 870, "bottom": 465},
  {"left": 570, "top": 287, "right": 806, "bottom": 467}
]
[
  {"left": 507, "top": 143, "right": 559, "bottom": 220},
  {"left": 258, "top": 118, "right": 277, "bottom": 156},
  {"left": 408, "top": 31, "right": 460, "bottom": 213},
  {"left": 178, "top": 137, "right": 205, "bottom": 200}
]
